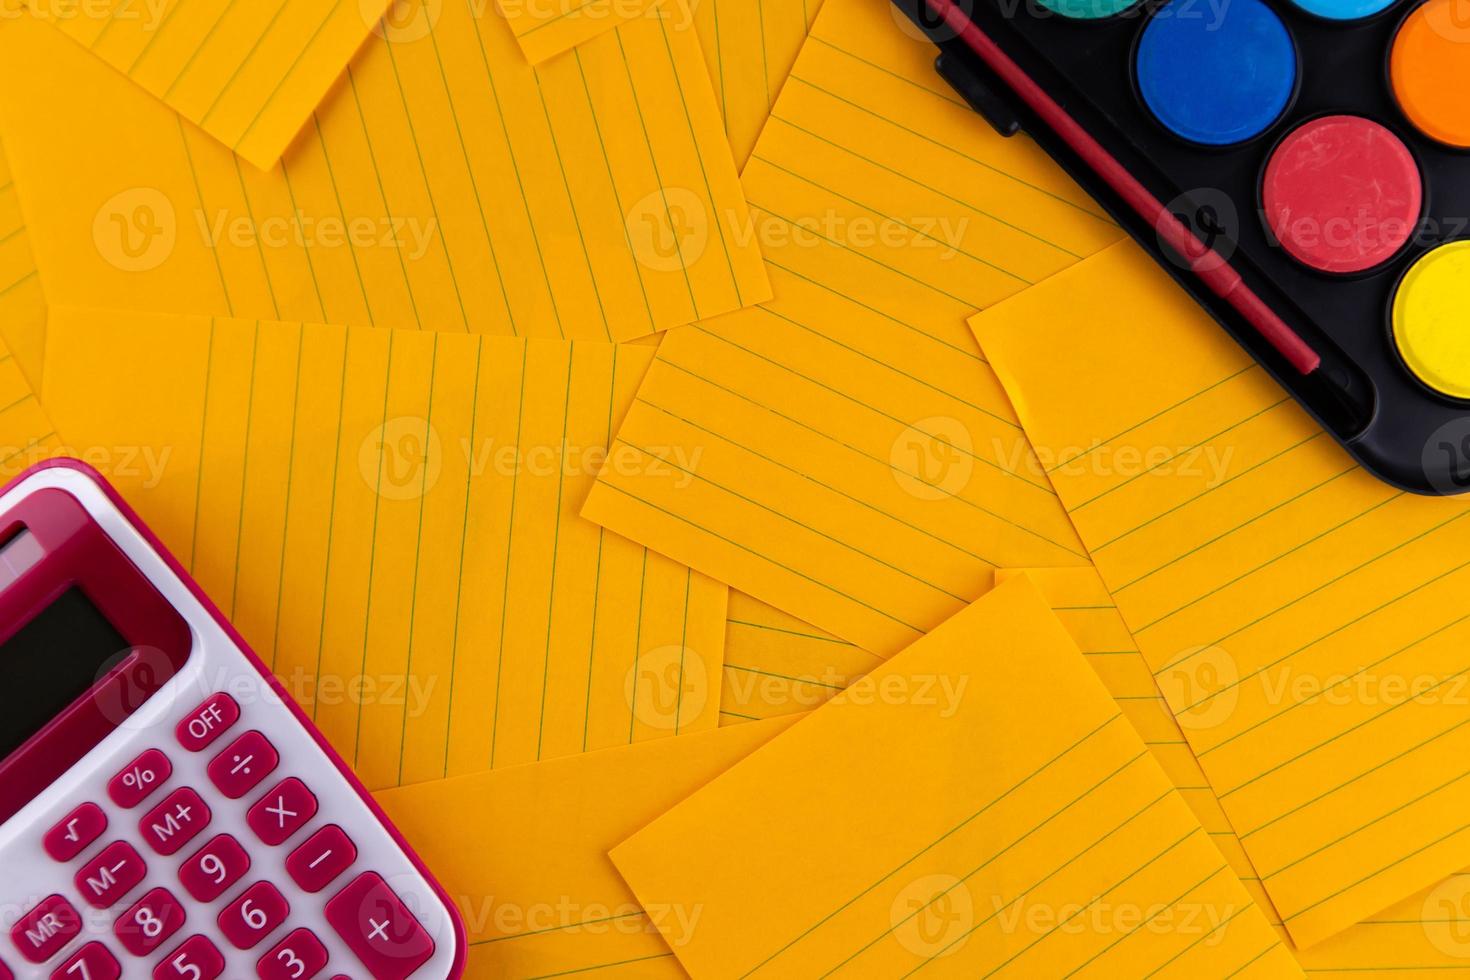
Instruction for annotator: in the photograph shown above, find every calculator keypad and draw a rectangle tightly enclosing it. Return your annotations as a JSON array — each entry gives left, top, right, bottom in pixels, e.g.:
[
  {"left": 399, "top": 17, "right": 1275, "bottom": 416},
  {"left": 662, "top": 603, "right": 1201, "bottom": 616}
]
[{"left": 16, "top": 687, "right": 446, "bottom": 979}]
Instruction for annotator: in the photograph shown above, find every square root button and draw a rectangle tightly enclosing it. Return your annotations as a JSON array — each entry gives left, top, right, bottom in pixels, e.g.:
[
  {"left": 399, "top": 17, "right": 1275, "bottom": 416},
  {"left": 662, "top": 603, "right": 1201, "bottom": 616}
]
[{"left": 325, "top": 873, "right": 434, "bottom": 980}]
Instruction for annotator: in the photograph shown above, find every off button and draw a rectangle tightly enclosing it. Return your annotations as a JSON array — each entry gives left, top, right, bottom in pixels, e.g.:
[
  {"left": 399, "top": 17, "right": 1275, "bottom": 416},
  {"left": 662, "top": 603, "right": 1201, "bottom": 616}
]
[{"left": 176, "top": 693, "right": 240, "bottom": 752}]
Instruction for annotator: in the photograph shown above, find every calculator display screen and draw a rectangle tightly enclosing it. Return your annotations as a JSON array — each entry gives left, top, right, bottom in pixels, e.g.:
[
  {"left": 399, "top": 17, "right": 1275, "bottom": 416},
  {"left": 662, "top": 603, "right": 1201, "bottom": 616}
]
[{"left": 0, "top": 587, "right": 131, "bottom": 763}]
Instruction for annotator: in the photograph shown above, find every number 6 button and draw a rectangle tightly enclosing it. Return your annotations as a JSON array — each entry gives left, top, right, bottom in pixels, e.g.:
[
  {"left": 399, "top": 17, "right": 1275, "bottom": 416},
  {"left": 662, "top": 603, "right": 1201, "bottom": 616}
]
[{"left": 219, "top": 882, "right": 290, "bottom": 950}]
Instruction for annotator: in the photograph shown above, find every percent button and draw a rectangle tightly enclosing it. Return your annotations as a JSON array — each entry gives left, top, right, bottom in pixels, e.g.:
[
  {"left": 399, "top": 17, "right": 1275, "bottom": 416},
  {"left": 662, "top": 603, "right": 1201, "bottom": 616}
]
[{"left": 107, "top": 749, "right": 172, "bottom": 809}]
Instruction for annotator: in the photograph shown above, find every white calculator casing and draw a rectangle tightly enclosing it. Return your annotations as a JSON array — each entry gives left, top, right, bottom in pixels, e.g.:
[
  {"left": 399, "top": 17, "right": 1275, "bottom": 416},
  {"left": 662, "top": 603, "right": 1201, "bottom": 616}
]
[{"left": 0, "top": 460, "right": 466, "bottom": 979}]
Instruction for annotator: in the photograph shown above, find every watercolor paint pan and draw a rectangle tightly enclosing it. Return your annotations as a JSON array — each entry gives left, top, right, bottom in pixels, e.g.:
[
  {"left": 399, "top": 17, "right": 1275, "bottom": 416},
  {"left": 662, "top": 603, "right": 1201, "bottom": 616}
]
[{"left": 895, "top": 0, "right": 1470, "bottom": 494}]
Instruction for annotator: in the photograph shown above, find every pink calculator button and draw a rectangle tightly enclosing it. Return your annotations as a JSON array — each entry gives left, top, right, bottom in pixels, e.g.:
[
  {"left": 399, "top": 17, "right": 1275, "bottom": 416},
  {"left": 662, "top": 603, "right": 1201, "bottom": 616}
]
[
  {"left": 114, "top": 888, "right": 186, "bottom": 957},
  {"left": 44, "top": 803, "right": 107, "bottom": 862},
  {"left": 258, "top": 929, "right": 329, "bottom": 980},
  {"left": 74, "top": 841, "right": 147, "bottom": 909},
  {"left": 9, "top": 895, "right": 81, "bottom": 964},
  {"left": 286, "top": 826, "right": 357, "bottom": 893},
  {"left": 208, "top": 731, "right": 278, "bottom": 800},
  {"left": 154, "top": 936, "right": 225, "bottom": 980},
  {"left": 139, "top": 788, "right": 211, "bottom": 856},
  {"left": 51, "top": 943, "right": 119, "bottom": 980},
  {"left": 107, "top": 749, "right": 172, "bottom": 809},
  {"left": 177, "top": 693, "right": 240, "bottom": 752},
  {"left": 325, "top": 873, "right": 434, "bottom": 980},
  {"left": 218, "top": 882, "right": 290, "bottom": 950},
  {"left": 247, "top": 778, "right": 318, "bottom": 846},
  {"left": 178, "top": 835, "right": 251, "bottom": 903},
  {"left": 0, "top": 959, "right": 10, "bottom": 980}
]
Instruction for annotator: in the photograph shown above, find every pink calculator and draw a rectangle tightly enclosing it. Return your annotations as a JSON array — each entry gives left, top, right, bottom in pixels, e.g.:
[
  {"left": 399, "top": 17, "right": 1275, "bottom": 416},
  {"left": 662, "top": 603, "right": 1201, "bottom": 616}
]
[{"left": 0, "top": 460, "right": 465, "bottom": 979}]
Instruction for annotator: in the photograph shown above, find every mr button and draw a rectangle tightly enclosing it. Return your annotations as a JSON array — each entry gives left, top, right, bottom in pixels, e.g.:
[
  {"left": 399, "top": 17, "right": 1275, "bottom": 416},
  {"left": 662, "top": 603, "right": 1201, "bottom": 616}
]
[{"left": 9, "top": 895, "right": 81, "bottom": 964}]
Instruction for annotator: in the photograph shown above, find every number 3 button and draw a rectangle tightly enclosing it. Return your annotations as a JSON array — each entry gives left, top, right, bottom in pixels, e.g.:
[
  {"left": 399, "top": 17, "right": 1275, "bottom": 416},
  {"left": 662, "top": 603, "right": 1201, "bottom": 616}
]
[{"left": 258, "top": 929, "right": 329, "bottom": 980}]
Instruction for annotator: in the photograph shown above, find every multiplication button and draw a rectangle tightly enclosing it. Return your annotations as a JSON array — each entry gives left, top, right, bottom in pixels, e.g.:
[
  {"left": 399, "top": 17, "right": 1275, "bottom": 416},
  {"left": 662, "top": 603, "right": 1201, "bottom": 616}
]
[{"left": 247, "top": 779, "right": 318, "bottom": 846}]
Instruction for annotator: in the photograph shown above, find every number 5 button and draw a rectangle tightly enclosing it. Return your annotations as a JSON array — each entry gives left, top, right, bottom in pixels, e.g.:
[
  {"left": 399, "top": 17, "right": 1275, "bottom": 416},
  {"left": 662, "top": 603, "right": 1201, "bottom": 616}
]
[{"left": 154, "top": 936, "right": 225, "bottom": 980}]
